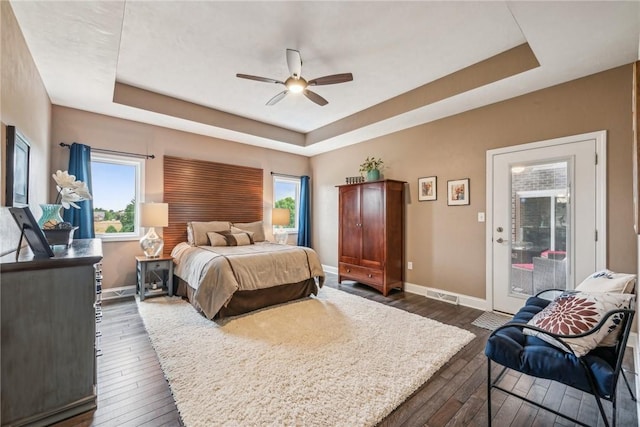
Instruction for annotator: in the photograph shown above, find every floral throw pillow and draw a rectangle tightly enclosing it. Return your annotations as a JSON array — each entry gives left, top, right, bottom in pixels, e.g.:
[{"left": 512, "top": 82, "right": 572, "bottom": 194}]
[{"left": 524, "top": 291, "right": 635, "bottom": 356}]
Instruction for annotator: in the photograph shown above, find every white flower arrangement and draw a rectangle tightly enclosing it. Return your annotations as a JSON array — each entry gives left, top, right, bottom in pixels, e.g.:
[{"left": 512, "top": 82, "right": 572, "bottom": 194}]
[{"left": 52, "top": 170, "right": 92, "bottom": 209}]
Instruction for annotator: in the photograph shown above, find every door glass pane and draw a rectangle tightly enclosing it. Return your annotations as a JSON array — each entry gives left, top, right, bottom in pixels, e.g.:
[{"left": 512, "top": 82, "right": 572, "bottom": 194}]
[{"left": 510, "top": 161, "right": 569, "bottom": 297}]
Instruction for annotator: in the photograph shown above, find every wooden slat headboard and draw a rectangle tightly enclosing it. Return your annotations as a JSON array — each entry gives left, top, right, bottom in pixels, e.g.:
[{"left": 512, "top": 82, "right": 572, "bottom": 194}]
[{"left": 163, "top": 156, "right": 263, "bottom": 254}]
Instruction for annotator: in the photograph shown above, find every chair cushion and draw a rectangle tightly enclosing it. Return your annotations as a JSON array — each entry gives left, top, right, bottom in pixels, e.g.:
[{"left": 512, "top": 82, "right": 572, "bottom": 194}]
[{"left": 485, "top": 296, "right": 618, "bottom": 398}]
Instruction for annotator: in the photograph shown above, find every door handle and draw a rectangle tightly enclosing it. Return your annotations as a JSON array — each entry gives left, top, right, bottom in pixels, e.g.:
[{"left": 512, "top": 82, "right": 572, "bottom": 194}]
[{"left": 496, "top": 238, "right": 506, "bottom": 243}]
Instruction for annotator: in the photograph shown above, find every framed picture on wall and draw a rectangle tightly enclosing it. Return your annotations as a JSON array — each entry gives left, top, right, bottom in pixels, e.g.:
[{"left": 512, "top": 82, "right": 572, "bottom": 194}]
[
  {"left": 5, "top": 126, "right": 30, "bottom": 207},
  {"left": 418, "top": 176, "right": 437, "bottom": 201},
  {"left": 447, "top": 178, "right": 470, "bottom": 206}
]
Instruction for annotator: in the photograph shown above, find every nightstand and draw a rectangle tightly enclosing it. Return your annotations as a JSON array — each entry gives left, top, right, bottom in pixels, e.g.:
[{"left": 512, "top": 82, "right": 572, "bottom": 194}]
[{"left": 136, "top": 256, "right": 174, "bottom": 301}]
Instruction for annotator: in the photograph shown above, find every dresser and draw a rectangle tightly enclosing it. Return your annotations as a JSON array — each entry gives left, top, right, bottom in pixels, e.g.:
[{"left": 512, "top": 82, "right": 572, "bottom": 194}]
[
  {"left": 338, "top": 179, "right": 405, "bottom": 296},
  {"left": 1, "top": 239, "right": 103, "bottom": 426}
]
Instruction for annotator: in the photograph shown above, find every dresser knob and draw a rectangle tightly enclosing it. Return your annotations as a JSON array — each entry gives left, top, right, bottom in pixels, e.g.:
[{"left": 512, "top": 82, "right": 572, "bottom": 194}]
[
  {"left": 368, "top": 274, "right": 372, "bottom": 278},
  {"left": 346, "top": 269, "right": 350, "bottom": 273}
]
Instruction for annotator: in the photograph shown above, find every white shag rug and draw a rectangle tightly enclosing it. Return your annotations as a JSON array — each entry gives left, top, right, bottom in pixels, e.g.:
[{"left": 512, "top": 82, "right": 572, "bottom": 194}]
[{"left": 137, "top": 287, "right": 475, "bottom": 427}]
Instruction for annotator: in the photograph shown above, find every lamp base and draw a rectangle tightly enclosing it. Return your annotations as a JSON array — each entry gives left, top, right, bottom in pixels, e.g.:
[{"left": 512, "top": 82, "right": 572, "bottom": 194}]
[
  {"left": 274, "top": 228, "right": 288, "bottom": 245},
  {"left": 140, "top": 227, "right": 164, "bottom": 258}
]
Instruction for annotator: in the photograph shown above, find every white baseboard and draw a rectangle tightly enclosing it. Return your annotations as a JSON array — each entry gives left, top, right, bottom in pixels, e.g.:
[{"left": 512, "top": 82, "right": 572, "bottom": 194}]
[
  {"left": 323, "top": 266, "right": 487, "bottom": 310},
  {"left": 404, "top": 282, "right": 487, "bottom": 311},
  {"left": 322, "top": 265, "right": 338, "bottom": 275}
]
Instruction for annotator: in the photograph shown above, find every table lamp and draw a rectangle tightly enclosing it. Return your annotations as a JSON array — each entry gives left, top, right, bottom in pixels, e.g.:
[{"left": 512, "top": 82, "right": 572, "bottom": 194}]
[
  {"left": 272, "top": 208, "right": 290, "bottom": 244},
  {"left": 140, "top": 202, "right": 169, "bottom": 258}
]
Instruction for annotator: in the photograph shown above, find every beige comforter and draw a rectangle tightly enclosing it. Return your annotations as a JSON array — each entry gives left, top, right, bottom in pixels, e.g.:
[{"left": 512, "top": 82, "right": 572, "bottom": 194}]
[{"left": 171, "top": 242, "right": 325, "bottom": 319}]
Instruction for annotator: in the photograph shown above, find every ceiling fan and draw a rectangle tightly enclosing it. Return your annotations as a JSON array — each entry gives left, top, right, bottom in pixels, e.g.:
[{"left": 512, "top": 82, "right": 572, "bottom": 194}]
[{"left": 236, "top": 49, "right": 353, "bottom": 106}]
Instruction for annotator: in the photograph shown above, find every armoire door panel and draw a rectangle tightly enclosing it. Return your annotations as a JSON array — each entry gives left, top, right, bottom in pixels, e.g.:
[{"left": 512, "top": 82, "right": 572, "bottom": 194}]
[
  {"left": 339, "top": 185, "right": 361, "bottom": 263},
  {"left": 361, "top": 183, "right": 385, "bottom": 267}
]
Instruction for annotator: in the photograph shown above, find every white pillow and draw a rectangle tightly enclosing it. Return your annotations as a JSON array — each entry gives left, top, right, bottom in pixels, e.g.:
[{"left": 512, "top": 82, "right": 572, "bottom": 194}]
[
  {"left": 575, "top": 270, "right": 636, "bottom": 294},
  {"left": 206, "top": 231, "right": 228, "bottom": 247},
  {"left": 524, "top": 291, "right": 635, "bottom": 356}
]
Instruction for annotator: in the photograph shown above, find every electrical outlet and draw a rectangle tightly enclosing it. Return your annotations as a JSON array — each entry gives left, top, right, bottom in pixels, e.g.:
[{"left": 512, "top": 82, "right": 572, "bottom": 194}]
[
  {"left": 478, "top": 212, "right": 485, "bottom": 222},
  {"left": 408, "top": 261, "right": 413, "bottom": 270}
]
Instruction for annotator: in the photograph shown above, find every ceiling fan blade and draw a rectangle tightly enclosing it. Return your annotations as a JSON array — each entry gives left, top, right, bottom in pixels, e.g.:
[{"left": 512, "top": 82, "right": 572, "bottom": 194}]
[
  {"left": 286, "top": 49, "right": 302, "bottom": 78},
  {"left": 308, "top": 73, "right": 353, "bottom": 86},
  {"left": 303, "top": 89, "right": 328, "bottom": 106},
  {"left": 236, "top": 74, "right": 284, "bottom": 85},
  {"left": 266, "top": 90, "right": 289, "bottom": 106}
]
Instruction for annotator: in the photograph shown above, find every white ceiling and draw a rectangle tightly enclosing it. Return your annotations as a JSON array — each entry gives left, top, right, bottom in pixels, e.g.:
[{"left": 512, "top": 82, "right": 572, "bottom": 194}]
[{"left": 9, "top": 1, "right": 640, "bottom": 156}]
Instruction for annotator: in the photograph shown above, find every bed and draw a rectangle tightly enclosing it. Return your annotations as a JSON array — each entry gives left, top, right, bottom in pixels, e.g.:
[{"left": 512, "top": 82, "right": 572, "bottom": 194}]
[
  {"left": 163, "top": 156, "right": 324, "bottom": 319},
  {"left": 170, "top": 220, "right": 325, "bottom": 319}
]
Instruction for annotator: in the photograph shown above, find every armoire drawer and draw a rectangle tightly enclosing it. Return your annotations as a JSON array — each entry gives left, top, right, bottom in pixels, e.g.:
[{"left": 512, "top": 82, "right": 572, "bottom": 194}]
[{"left": 339, "top": 263, "right": 383, "bottom": 285}]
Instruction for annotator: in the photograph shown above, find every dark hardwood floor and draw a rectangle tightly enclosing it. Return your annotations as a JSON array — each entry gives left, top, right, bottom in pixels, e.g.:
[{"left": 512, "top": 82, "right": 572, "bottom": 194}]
[{"left": 57, "top": 273, "right": 637, "bottom": 426}]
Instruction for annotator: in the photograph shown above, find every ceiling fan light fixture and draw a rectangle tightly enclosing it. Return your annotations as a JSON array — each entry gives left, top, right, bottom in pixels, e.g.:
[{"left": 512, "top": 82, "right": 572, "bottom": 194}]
[
  {"left": 237, "top": 49, "right": 353, "bottom": 106},
  {"left": 285, "top": 77, "right": 306, "bottom": 94}
]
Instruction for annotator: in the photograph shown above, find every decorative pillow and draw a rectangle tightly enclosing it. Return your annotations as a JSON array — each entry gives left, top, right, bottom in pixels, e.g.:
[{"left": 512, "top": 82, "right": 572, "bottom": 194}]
[
  {"left": 524, "top": 291, "right": 635, "bottom": 356},
  {"left": 231, "top": 226, "right": 255, "bottom": 241},
  {"left": 206, "top": 231, "right": 228, "bottom": 247},
  {"left": 232, "top": 221, "right": 266, "bottom": 242},
  {"left": 189, "top": 221, "right": 231, "bottom": 246},
  {"left": 225, "top": 232, "right": 254, "bottom": 246},
  {"left": 575, "top": 269, "right": 636, "bottom": 294}
]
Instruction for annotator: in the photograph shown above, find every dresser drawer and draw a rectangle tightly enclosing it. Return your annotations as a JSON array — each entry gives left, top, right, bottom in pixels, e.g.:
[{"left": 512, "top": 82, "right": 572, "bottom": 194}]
[{"left": 339, "top": 263, "right": 383, "bottom": 286}]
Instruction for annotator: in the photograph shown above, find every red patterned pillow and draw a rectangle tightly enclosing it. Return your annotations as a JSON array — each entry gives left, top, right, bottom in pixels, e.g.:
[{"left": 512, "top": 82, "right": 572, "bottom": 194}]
[{"left": 524, "top": 291, "right": 634, "bottom": 356}]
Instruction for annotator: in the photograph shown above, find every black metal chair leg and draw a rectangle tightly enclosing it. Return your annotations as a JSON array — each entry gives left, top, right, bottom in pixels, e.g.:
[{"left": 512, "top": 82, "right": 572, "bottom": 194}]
[
  {"left": 621, "top": 370, "right": 636, "bottom": 401},
  {"left": 487, "top": 358, "right": 492, "bottom": 427},
  {"left": 593, "top": 391, "right": 611, "bottom": 427},
  {"left": 612, "top": 396, "right": 617, "bottom": 427}
]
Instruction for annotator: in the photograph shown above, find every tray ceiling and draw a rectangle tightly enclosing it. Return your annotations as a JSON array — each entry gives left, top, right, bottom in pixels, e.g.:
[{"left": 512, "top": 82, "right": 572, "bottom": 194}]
[{"left": 9, "top": 1, "right": 640, "bottom": 156}]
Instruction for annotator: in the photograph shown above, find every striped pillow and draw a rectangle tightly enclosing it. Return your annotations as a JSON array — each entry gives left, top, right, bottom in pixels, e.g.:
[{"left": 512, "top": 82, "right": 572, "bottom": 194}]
[{"left": 225, "top": 232, "right": 254, "bottom": 246}]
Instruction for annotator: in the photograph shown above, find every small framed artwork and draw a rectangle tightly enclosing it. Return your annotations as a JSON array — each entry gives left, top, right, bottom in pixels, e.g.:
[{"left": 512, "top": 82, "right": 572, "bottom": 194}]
[
  {"left": 9, "top": 207, "right": 54, "bottom": 259},
  {"left": 418, "top": 176, "right": 437, "bottom": 201},
  {"left": 447, "top": 178, "right": 470, "bottom": 206},
  {"left": 5, "top": 126, "right": 30, "bottom": 207}
]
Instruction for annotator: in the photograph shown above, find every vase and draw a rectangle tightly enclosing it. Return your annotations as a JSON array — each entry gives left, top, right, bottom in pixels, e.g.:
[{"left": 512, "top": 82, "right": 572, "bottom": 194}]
[
  {"left": 38, "top": 203, "right": 64, "bottom": 229},
  {"left": 43, "top": 227, "right": 78, "bottom": 247},
  {"left": 366, "top": 169, "right": 380, "bottom": 181}
]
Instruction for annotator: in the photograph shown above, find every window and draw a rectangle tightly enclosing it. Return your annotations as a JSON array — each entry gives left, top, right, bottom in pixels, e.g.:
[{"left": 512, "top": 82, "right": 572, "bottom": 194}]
[
  {"left": 91, "top": 153, "right": 144, "bottom": 241},
  {"left": 273, "top": 175, "right": 300, "bottom": 232}
]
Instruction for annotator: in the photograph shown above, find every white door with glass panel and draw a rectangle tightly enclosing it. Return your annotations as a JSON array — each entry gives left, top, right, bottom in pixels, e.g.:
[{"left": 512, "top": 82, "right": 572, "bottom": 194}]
[{"left": 487, "top": 132, "right": 606, "bottom": 314}]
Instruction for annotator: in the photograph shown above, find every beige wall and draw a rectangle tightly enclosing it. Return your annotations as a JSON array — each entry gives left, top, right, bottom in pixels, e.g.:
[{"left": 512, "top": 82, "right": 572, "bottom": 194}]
[
  {"left": 311, "top": 65, "right": 636, "bottom": 300},
  {"left": 3, "top": 0, "right": 635, "bottom": 301},
  {"left": 51, "top": 106, "right": 311, "bottom": 288},
  {"left": 0, "top": 1, "right": 52, "bottom": 255}
]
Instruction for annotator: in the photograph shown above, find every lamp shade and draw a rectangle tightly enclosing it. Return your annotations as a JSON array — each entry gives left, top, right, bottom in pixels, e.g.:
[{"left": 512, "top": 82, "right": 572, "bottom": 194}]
[
  {"left": 272, "top": 208, "right": 290, "bottom": 227},
  {"left": 140, "top": 203, "right": 169, "bottom": 227}
]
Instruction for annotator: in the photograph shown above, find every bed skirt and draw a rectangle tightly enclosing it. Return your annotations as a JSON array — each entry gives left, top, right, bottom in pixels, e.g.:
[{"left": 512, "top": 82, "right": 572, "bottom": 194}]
[{"left": 175, "top": 276, "right": 319, "bottom": 319}]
